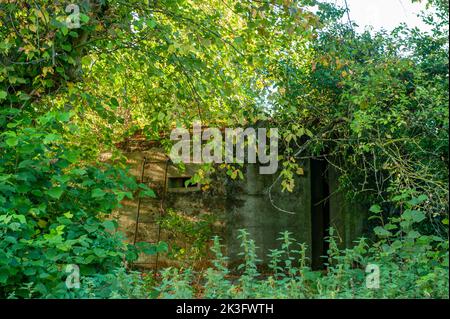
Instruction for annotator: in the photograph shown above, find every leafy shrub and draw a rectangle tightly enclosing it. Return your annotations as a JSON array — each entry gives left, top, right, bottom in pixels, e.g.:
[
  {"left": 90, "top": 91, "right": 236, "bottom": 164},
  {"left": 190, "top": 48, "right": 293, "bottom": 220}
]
[
  {"left": 158, "top": 209, "right": 216, "bottom": 265},
  {"left": 158, "top": 268, "right": 194, "bottom": 299},
  {"left": 0, "top": 110, "right": 155, "bottom": 298}
]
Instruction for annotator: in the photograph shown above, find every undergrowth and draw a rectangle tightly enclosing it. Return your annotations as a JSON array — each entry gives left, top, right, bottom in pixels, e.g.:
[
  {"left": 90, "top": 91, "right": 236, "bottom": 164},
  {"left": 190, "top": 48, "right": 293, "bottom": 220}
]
[{"left": 155, "top": 199, "right": 448, "bottom": 299}]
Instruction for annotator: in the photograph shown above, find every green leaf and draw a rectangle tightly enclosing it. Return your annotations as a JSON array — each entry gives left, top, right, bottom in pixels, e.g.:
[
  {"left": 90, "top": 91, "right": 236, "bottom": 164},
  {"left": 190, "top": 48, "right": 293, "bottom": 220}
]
[
  {"left": 14, "top": 215, "right": 26, "bottom": 224},
  {"left": 5, "top": 137, "right": 18, "bottom": 147},
  {"left": 140, "top": 188, "right": 156, "bottom": 198},
  {"left": 23, "top": 268, "right": 37, "bottom": 276},
  {"left": 81, "top": 55, "right": 92, "bottom": 66},
  {"left": 102, "top": 220, "right": 117, "bottom": 231},
  {"left": 62, "top": 150, "right": 79, "bottom": 163},
  {"left": 147, "top": 19, "right": 157, "bottom": 28},
  {"left": 70, "top": 168, "right": 86, "bottom": 176},
  {"left": 61, "top": 44, "right": 72, "bottom": 52},
  {"left": 125, "top": 246, "right": 139, "bottom": 262},
  {"left": 374, "top": 226, "right": 392, "bottom": 237},
  {"left": 19, "top": 93, "right": 30, "bottom": 101},
  {"left": 80, "top": 13, "right": 90, "bottom": 23},
  {"left": 0, "top": 174, "right": 12, "bottom": 182},
  {"left": 46, "top": 187, "right": 64, "bottom": 199},
  {"left": 369, "top": 204, "right": 382, "bottom": 213},
  {"left": 135, "top": 242, "right": 157, "bottom": 255},
  {"left": 407, "top": 230, "right": 421, "bottom": 239},
  {"left": 91, "top": 188, "right": 106, "bottom": 198},
  {"left": 0, "top": 90, "right": 7, "bottom": 100},
  {"left": 402, "top": 209, "right": 426, "bottom": 223},
  {"left": 43, "top": 133, "right": 61, "bottom": 144},
  {"left": 93, "top": 248, "right": 106, "bottom": 257},
  {"left": 407, "top": 195, "right": 428, "bottom": 206},
  {"left": 157, "top": 241, "right": 169, "bottom": 253},
  {"left": 84, "top": 224, "right": 99, "bottom": 233},
  {"left": 110, "top": 98, "right": 119, "bottom": 109},
  {"left": 61, "top": 25, "right": 68, "bottom": 36},
  {"left": 84, "top": 255, "right": 96, "bottom": 264},
  {"left": 0, "top": 269, "right": 9, "bottom": 284},
  {"left": 56, "top": 112, "right": 72, "bottom": 122},
  {"left": 63, "top": 212, "right": 73, "bottom": 219},
  {"left": 431, "top": 235, "right": 444, "bottom": 242},
  {"left": 383, "top": 223, "right": 397, "bottom": 230}
]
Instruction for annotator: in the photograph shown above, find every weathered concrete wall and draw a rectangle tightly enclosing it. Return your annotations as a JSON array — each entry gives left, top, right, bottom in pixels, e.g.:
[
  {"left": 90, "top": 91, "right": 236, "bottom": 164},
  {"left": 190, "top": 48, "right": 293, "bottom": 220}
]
[
  {"left": 224, "top": 160, "right": 368, "bottom": 267},
  {"left": 111, "top": 141, "right": 369, "bottom": 270},
  {"left": 111, "top": 147, "right": 227, "bottom": 269},
  {"left": 111, "top": 149, "right": 170, "bottom": 268},
  {"left": 224, "top": 161, "right": 312, "bottom": 265}
]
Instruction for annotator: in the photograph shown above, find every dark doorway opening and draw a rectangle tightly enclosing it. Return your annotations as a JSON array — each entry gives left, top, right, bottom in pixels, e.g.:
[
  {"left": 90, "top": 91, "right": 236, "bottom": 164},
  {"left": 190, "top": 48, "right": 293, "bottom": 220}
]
[{"left": 310, "top": 159, "right": 331, "bottom": 269}]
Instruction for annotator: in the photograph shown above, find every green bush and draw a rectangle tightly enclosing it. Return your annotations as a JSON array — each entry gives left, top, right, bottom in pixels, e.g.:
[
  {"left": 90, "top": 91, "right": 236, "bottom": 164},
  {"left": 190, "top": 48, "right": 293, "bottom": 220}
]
[
  {"left": 158, "top": 209, "right": 216, "bottom": 264},
  {"left": 0, "top": 110, "right": 156, "bottom": 298}
]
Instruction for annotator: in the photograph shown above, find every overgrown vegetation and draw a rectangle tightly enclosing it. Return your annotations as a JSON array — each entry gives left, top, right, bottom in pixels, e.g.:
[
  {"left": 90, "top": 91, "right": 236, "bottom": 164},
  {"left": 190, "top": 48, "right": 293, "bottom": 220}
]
[
  {"left": 0, "top": 0, "right": 448, "bottom": 299},
  {"left": 158, "top": 209, "right": 216, "bottom": 266},
  {"left": 157, "top": 196, "right": 448, "bottom": 299}
]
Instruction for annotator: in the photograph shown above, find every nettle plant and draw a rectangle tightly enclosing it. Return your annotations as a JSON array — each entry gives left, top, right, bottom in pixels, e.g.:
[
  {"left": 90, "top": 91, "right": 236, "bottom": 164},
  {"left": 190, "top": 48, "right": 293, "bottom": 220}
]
[
  {"left": 0, "top": 109, "right": 161, "bottom": 298},
  {"left": 362, "top": 194, "right": 449, "bottom": 298}
]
